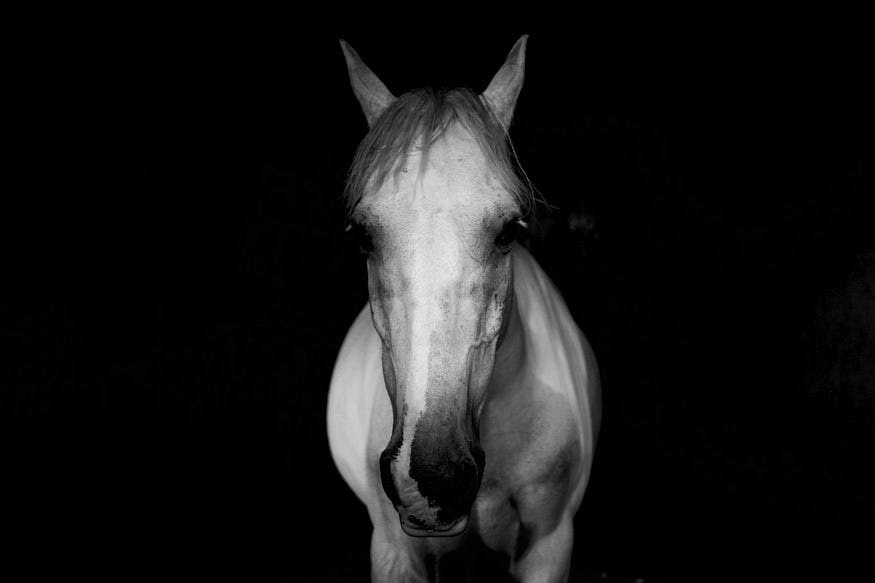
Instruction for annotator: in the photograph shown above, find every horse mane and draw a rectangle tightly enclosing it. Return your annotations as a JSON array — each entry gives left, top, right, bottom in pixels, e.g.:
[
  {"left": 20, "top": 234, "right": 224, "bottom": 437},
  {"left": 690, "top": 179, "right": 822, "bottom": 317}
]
[{"left": 344, "top": 87, "right": 534, "bottom": 217}]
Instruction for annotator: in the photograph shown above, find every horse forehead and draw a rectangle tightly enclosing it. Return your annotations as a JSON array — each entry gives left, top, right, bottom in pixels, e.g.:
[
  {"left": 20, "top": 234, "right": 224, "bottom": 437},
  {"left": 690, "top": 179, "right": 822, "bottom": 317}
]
[
  {"left": 370, "top": 130, "right": 507, "bottom": 219},
  {"left": 422, "top": 130, "right": 488, "bottom": 181},
  {"left": 426, "top": 132, "right": 503, "bottom": 205}
]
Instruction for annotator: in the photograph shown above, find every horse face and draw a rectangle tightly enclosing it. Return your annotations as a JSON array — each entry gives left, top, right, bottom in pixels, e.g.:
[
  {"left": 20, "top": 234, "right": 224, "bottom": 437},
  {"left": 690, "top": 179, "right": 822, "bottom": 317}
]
[{"left": 351, "top": 128, "right": 519, "bottom": 535}]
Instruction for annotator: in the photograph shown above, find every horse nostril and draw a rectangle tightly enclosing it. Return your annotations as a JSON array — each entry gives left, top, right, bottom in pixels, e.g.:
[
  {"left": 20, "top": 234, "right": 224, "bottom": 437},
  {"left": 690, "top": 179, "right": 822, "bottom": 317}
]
[
  {"left": 379, "top": 447, "right": 402, "bottom": 507},
  {"left": 455, "top": 457, "right": 480, "bottom": 502}
]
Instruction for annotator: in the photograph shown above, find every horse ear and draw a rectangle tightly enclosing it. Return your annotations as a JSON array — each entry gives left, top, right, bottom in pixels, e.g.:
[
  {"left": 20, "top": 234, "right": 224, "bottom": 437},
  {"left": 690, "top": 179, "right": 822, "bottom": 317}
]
[
  {"left": 482, "top": 35, "right": 528, "bottom": 128},
  {"left": 340, "top": 40, "right": 396, "bottom": 128}
]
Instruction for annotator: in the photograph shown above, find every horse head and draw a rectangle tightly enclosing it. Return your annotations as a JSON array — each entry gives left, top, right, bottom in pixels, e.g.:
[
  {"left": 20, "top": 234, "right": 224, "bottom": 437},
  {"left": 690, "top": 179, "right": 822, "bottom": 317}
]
[{"left": 341, "top": 37, "right": 530, "bottom": 536}]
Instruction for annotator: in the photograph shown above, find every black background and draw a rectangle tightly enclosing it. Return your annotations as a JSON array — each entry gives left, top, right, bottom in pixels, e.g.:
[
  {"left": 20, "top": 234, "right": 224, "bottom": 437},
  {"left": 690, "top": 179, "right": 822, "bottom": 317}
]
[{"left": 4, "top": 13, "right": 874, "bottom": 582}]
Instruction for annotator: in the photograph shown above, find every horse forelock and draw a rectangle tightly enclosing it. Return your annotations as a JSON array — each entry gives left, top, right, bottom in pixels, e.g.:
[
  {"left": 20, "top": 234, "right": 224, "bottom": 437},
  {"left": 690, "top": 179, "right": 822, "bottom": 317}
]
[{"left": 344, "top": 87, "right": 533, "bottom": 217}]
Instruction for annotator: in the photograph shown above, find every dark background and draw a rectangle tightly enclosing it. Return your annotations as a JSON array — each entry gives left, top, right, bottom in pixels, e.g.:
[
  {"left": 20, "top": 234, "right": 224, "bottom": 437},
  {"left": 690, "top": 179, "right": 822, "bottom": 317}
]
[{"left": 4, "top": 15, "right": 873, "bottom": 582}]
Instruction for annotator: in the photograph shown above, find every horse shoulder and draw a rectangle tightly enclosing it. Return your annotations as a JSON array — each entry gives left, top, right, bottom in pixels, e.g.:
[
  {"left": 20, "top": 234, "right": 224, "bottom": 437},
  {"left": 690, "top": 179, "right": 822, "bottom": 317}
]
[
  {"left": 327, "top": 304, "right": 386, "bottom": 505},
  {"left": 510, "top": 246, "right": 602, "bottom": 510}
]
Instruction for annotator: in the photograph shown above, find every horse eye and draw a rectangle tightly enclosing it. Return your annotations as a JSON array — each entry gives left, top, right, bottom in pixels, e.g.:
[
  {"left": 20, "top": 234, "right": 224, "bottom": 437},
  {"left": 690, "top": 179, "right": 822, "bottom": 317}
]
[
  {"left": 346, "top": 222, "right": 374, "bottom": 255},
  {"left": 495, "top": 219, "right": 521, "bottom": 250}
]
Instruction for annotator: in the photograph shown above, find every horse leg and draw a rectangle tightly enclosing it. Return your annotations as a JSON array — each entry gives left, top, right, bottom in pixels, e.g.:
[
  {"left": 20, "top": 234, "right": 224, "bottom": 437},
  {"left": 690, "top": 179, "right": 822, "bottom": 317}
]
[
  {"left": 510, "top": 513, "right": 574, "bottom": 583},
  {"left": 368, "top": 502, "right": 431, "bottom": 583},
  {"left": 370, "top": 533, "right": 429, "bottom": 582}
]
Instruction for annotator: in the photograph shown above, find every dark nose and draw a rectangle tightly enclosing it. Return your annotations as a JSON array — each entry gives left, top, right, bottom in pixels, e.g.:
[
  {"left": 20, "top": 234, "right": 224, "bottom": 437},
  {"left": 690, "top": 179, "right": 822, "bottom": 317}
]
[
  {"left": 379, "top": 442, "right": 484, "bottom": 526},
  {"left": 409, "top": 455, "right": 481, "bottom": 523}
]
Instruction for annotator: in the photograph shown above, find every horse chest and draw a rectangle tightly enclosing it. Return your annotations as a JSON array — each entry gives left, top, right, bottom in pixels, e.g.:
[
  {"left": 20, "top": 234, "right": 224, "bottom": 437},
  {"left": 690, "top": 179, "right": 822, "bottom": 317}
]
[
  {"left": 479, "top": 379, "right": 582, "bottom": 482},
  {"left": 471, "top": 382, "right": 583, "bottom": 546}
]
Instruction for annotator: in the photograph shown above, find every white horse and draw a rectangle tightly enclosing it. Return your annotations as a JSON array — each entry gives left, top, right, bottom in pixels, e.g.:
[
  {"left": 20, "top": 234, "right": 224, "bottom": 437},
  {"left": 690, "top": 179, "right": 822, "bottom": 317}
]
[{"left": 328, "top": 36, "right": 601, "bottom": 582}]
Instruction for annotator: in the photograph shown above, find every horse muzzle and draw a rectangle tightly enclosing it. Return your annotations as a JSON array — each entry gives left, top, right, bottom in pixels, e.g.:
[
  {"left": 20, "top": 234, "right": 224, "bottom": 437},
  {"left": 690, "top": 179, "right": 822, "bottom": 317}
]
[{"left": 380, "top": 443, "right": 483, "bottom": 538}]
